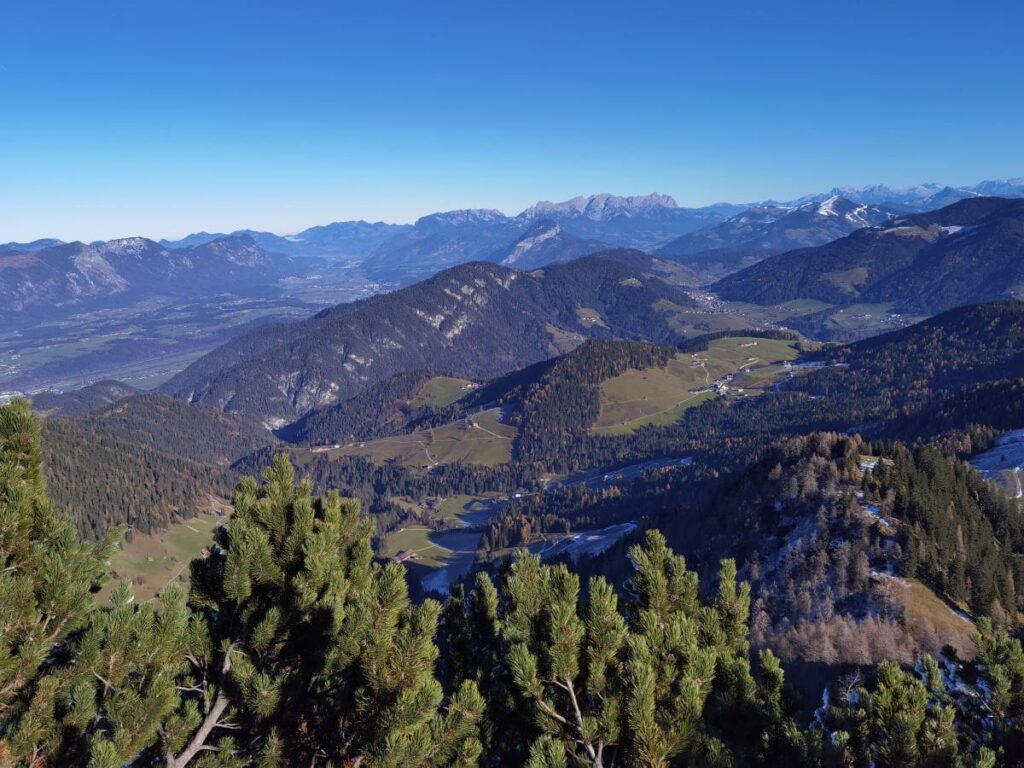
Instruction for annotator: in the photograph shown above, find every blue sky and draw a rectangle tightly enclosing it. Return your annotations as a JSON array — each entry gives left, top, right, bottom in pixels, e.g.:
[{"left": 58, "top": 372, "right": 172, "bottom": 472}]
[{"left": 1, "top": 0, "right": 1022, "bottom": 241}]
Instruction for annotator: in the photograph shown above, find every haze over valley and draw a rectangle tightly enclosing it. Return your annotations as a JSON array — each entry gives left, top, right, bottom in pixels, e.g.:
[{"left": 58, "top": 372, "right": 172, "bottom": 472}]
[{"left": 6, "top": 181, "right": 1024, "bottom": 398}]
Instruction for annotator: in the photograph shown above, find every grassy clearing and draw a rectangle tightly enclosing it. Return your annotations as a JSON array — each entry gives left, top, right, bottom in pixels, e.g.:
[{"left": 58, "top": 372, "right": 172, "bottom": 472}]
[
  {"left": 436, "top": 494, "right": 496, "bottom": 522},
  {"left": 380, "top": 526, "right": 451, "bottom": 567},
  {"left": 382, "top": 491, "right": 498, "bottom": 571},
  {"left": 819, "top": 303, "right": 924, "bottom": 333},
  {"left": 106, "top": 512, "right": 223, "bottom": 601},
  {"left": 592, "top": 336, "right": 798, "bottom": 435},
  {"left": 576, "top": 307, "right": 609, "bottom": 328},
  {"left": 324, "top": 407, "right": 515, "bottom": 469},
  {"left": 594, "top": 391, "right": 717, "bottom": 435},
  {"left": 724, "top": 298, "right": 833, "bottom": 325},
  {"left": 653, "top": 300, "right": 753, "bottom": 337},
  {"left": 410, "top": 376, "right": 474, "bottom": 408},
  {"left": 881, "top": 577, "right": 977, "bottom": 659},
  {"left": 546, "top": 323, "right": 585, "bottom": 354}
]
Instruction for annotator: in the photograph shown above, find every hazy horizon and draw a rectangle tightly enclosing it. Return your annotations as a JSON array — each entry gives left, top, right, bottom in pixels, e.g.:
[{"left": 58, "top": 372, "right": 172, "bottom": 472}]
[{"left": 3, "top": 0, "right": 1023, "bottom": 242}]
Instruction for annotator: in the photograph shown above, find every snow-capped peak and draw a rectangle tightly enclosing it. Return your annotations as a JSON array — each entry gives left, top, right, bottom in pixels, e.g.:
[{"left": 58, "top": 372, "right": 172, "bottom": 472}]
[
  {"left": 98, "top": 237, "right": 163, "bottom": 257},
  {"left": 519, "top": 193, "right": 678, "bottom": 221},
  {"left": 415, "top": 209, "right": 509, "bottom": 228}
]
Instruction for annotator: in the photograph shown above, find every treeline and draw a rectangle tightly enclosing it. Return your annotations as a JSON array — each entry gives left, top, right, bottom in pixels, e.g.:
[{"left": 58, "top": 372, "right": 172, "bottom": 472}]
[{"left": 2, "top": 400, "right": 1021, "bottom": 767}]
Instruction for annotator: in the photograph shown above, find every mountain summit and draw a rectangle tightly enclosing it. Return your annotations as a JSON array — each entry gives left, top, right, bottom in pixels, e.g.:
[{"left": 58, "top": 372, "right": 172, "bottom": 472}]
[{"left": 518, "top": 193, "right": 679, "bottom": 220}]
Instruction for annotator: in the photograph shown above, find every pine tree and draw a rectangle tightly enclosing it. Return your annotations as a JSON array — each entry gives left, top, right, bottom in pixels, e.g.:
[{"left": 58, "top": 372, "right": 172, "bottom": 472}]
[
  {"left": 974, "top": 617, "right": 1024, "bottom": 763},
  {"left": 443, "top": 530, "right": 806, "bottom": 767},
  {"left": 0, "top": 400, "right": 117, "bottom": 763},
  {"left": 57, "top": 581, "right": 203, "bottom": 767},
  {"left": 181, "top": 454, "right": 483, "bottom": 766}
]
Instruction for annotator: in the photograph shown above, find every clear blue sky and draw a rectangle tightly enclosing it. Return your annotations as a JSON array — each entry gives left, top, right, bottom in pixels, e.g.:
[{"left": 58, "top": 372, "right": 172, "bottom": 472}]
[{"left": 2, "top": 0, "right": 1022, "bottom": 242}]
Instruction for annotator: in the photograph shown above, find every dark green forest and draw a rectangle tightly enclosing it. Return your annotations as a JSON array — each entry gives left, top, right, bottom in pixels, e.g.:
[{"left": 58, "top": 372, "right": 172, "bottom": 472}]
[{"left": 3, "top": 399, "right": 1024, "bottom": 767}]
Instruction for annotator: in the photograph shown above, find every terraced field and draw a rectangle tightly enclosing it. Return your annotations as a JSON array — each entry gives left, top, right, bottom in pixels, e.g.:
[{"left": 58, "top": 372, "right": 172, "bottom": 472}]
[
  {"left": 592, "top": 336, "right": 799, "bottom": 435},
  {"left": 322, "top": 407, "right": 515, "bottom": 468}
]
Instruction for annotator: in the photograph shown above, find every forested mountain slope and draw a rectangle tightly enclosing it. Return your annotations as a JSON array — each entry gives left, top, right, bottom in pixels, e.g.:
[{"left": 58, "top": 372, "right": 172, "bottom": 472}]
[
  {"left": 458, "top": 301, "right": 1024, "bottom": 474},
  {"left": 272, "top": 301, "right": 1024, "bottom": 480},
  {"left": 277, "top": 370, "right": 444, "bottom": 444},
  {"left": 713, "top": 197, "right": 1024, "bottom": 312},
  {"left": 41, "top": 419, "right": 236, "bottom": 539},
  {"left": 661, "top": 433, "right": 1022, "bottom": 658},
  {"left": 36, "top": 393, "right": 277, "bottom": 539},
  {"left": 160, "top": 256, "right": 698, "bottom": 424},
  {"left": 65, "top": 393, "right": 278, "bottom": 466}
]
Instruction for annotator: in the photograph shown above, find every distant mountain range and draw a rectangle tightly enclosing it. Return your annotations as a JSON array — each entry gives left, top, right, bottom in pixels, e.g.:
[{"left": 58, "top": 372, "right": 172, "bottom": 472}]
[
  {"left": 7, "top": 180, "right": 1023, "bottom": 294},
  {"left": 159, "top": 220, "right": 410, "bottom": 260},
  {"left": 159, "top": 255, "right": 698, "bottom": 424},
  {"left": 0, "top": 238, "right": 63, "bottom": 254},
  {"left": 358, "top": 209, "right": 527, "bottom": 282},
  {"left": 713, "top": 196, "right": 1024, "bottom": 313},
  {"left": 355, "top": 194, "right": 743, "bottom": 282},
  {"left": 657, "top": 196, "right": 898, "bottom": 277},
  {"left": 781, "top": 178, "right": 1024, "bottom": 210},
  {"left": 517, "top": 194, "right": 745, "bottom": 249},
  {"left": 0, "top": 234, "right": 299, "bottom": 316}
]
